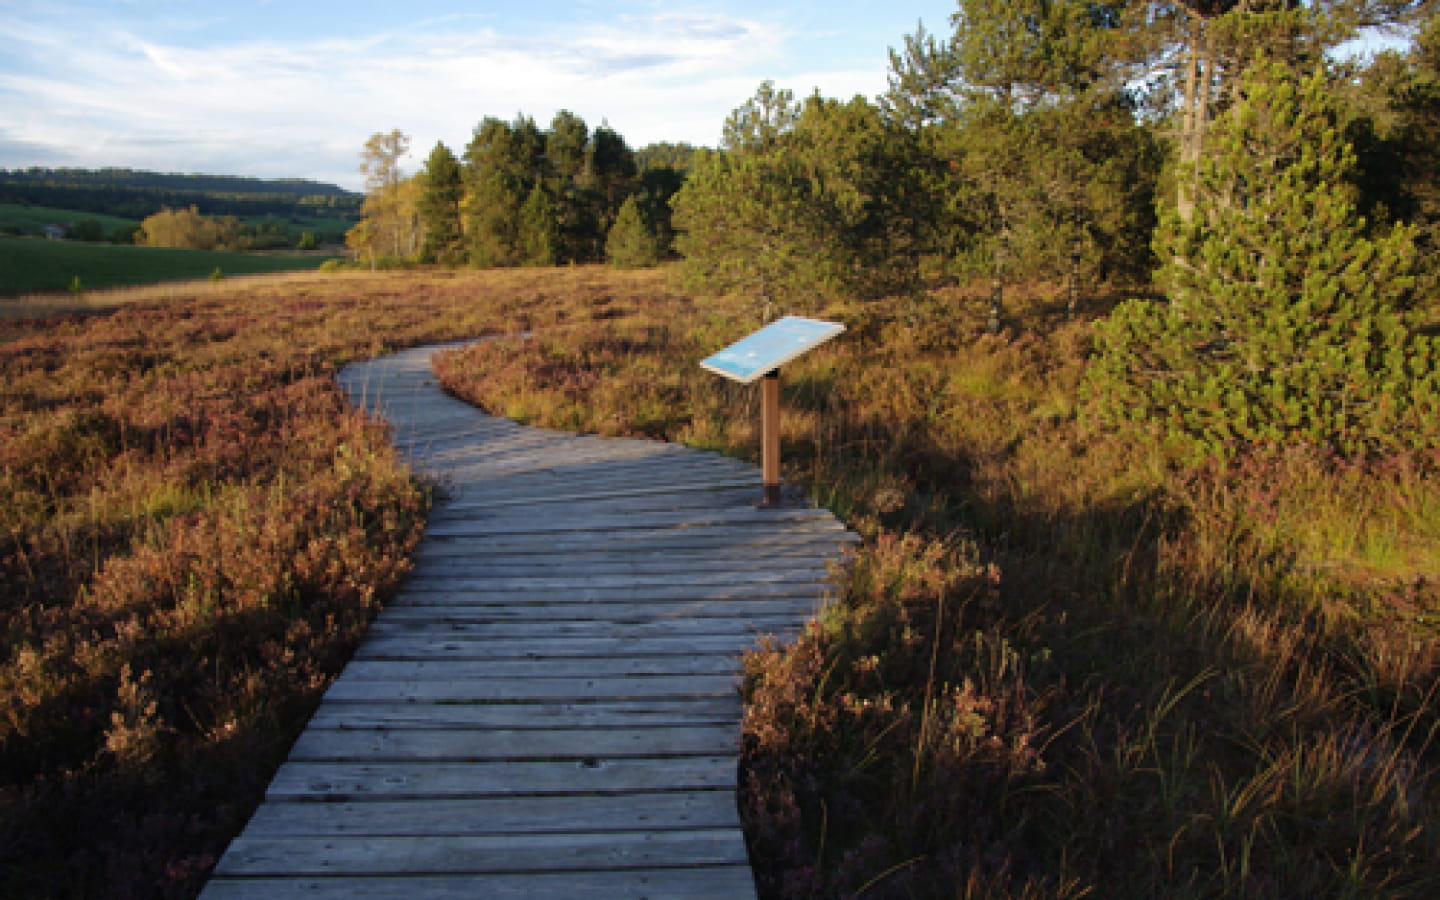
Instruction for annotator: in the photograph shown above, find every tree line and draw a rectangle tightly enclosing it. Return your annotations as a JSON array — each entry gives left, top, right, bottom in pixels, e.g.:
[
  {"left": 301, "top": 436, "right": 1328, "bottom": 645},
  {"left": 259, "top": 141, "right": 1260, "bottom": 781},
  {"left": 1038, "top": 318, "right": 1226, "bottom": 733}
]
[
  {"left": 348, "top": 2, "right": 1439, "bottom": 459},
  {"left": 673, "top": 0, "right": 1435, "bottom": 314},
  {"left": 131, "top": 206, "right": 321, "bottom": 252},
  {"left": 0, "top": 168, "right": 360, "bottom": 223},
  {"left": 369, "top": 3, "right": 1435, "bottom": 307},
  {"left": 346, "top": 117, "right": 695, "bottom": 268}
]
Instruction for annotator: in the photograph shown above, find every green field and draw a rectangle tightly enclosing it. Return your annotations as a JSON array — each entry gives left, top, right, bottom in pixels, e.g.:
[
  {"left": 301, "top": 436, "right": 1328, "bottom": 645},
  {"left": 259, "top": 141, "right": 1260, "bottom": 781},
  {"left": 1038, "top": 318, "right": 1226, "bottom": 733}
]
[
  {"left": 0, "top": 202, "right": 353, "bottom": 244},
  {"left": 0, "top": 202, "right": 139, "bottom": 237},
  {"left": 0, "top": 235, "right": 338, "bottom": 295}
]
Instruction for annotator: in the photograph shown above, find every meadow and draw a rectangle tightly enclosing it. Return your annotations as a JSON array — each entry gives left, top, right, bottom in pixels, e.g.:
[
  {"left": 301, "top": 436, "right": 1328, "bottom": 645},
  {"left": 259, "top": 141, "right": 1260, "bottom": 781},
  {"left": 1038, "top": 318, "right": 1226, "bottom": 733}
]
[
  {"left": 2, "top": 266, "right": 1437, "bottom": 898},
  {"left": 0, "top": 236, "right": 337, "bottom": 296},
  {"left": 0, "top": 203, "right": 139, "bottom": 238}
]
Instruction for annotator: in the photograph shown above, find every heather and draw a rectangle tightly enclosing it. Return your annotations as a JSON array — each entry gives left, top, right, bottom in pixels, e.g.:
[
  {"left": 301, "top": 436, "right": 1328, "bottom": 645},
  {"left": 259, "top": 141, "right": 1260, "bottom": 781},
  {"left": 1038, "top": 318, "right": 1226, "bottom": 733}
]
[
  {"left": 5, "top": 262, "right": 1438, "bottom": 898},
  {"left": 0, "top": 267, "right": 667, "bottom": 898},
  {"left": 436, "top": 281, "right": 1440, "bottom": 898}
]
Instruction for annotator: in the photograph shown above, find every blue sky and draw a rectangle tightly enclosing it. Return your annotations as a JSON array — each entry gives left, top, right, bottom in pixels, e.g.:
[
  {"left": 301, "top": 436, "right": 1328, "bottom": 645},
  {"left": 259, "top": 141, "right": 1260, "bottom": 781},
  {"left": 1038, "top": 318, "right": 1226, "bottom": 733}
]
[{"left": 0, "top": 1, "right": 962, "bottom": 189}]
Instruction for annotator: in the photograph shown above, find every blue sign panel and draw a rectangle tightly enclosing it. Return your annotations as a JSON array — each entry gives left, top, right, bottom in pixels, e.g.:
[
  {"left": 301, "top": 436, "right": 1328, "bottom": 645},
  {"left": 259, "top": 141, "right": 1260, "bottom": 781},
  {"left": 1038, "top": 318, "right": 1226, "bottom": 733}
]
[{"left": 701, "top": 315, "right": 845, "bottom": 384}]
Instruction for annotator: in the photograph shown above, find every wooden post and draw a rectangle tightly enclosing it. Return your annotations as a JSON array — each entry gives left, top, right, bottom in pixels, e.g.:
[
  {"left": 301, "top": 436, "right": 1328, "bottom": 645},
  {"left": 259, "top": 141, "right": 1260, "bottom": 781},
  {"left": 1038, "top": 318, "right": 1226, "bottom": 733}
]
[{"left": 761, "top": 370, "right": 782, "bottom": 507}]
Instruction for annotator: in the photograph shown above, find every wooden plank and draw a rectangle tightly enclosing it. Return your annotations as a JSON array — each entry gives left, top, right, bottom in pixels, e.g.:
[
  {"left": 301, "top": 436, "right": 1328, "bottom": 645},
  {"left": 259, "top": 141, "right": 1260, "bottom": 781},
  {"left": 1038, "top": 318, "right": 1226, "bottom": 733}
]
[
  {"left": 213, "top": 828, "right": 750, "bottom": 877},
  {"left": 404, "top": 561, "right": 830, "bottom": 584},
  {"left": 416, "top": 531, "right": 855, "bottom": 558},
  {"left": 332, "top": 656, "right": 740, "bottom": 681},
  {"left": 336, "top": 656, "right": 743, "bottom": 676},
  {"left": 406, "top": 557, "right": 840, "bottom": 579},
  {"left": 202, "top": 866, "right": 757, "bottom": 899},
  {"left": 425, "top": 496, "right": 779, "bottom": 525},
  {"left": 417, "top": 542, "right": 850, "bottom": 563},
  {"left": 394, "top": 561, "right": 840, "bottom": 590},
  {"left": 363, "top": 616, "right": 807, "bottom": 640},
  {"left": 372, "top": 599, "right": 824, "bottom": 624},
  {"left": 415, "top": 534, "right": 857, "bottom": 560},
  {"left": 351, "top": 632, "right": 796, "bottom": 661},
  {"left": 231, "top": 791, "right": 741, "bottom": 838},
  {"left": 427, "top": 442, "right": 686, "bottom": 469},
  {"left": 389, "top": 582, "right": 832, "bottom": 603},
  {"left": 429, "top": 457, "right": 754, "bottom": 484},
  {"left": 305, "top": 698, "right": 740, "bottom": 730},
  {"left": 322, "top": 674, "right": 740, "bottom": 702},
  {"left": 434, "top": 480, "right": 760, "bottom": 510},
  {"left": 398, "top": 569, "right": 829, "bottom": 590},
  {"left": 431, "top": 442, "right": 700, "bottom": 468},
  {"left": 265, "top": 755, "right": 740, "bottom": 800},
  {"left": 437, "top": 466, "right": 758, "bottom": 495},
  {"left": 432, "top": 458, "right": 758, "bottom": 488},
  {"left": 421, "top": 507, "right": 840, "bottom": 536},
  {"left": 287, "top": 724, "right": 739, "bottom": 762},
  {"left": 435, "top": 467, "right": 755, "bottom": 494}
]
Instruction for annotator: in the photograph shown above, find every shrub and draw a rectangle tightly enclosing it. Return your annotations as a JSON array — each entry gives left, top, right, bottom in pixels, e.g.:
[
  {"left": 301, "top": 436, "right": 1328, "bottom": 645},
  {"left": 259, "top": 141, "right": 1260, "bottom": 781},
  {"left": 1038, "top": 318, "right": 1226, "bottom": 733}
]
[{"left": 1082, "top": 60, "right": 1440, "bottom": 463}]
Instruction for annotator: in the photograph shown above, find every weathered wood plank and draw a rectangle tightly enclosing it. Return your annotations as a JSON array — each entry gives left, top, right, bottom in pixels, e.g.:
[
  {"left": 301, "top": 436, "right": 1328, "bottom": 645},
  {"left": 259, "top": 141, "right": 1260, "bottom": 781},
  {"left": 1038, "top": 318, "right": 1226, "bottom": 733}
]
[
  {"left": 213, "top": 828, "right": 750, "bottom": 877},
  {"left": 332, "top": 656, "right": 740, "bottom": 681},
  {"left": 422, "top": 509, "right": 843, "bottom": 537},
  {"left": 372, "top": 599, "right": 824, "bottom": 624},
  {"left": 230, "top": 791, "right": 741, "bottom": 838},
  {"left": 265, "top": 755, "right": 739, "bottom": 800},
  {"left": 305, "top": 698, "right": 740, "bottom": 731},
  {"left": 203, "top": 866, "right": 757, "bottom": 899},
  {"left": 441, "top": 472, "right": 760, "bottom": 500},
  {"left": 322, "top": 674, "right": 740, "bottom": 702},
  {"left": 412, "top": 549, "right": 842, "bottom": 575},
  {"left": 335, "top": 653, "right": 743, "bottom": 673},
  {"left": 288, "top": 724, "right": 739, "bottom": 762},
  {"left": 364, "top": 616, "right": 807, "bottom": 640},
  {"left": 391, "top": 582, "right": 832, "bottom": 603},
  {"left": 415, "top": 532, "right": 855, "bottom": 559},
  {"left": 352, "top": 632, "right": 797, "bottom": 661},
  {"left": 435, "top": 481, "right": 761, "bottom": 510},
  {"left": 396, "top": 568, "right": 830, "bottom": 591},
  {"left": 435, "top": 463, "right": 763, "bottom": 493}
]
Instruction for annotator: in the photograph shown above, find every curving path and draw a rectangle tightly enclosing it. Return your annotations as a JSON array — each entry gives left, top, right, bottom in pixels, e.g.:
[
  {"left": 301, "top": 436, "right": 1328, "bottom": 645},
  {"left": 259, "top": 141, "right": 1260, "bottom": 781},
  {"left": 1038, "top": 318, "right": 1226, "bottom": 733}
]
[{"left": 202, "top": 343, "right": 857, "bottom": 899}]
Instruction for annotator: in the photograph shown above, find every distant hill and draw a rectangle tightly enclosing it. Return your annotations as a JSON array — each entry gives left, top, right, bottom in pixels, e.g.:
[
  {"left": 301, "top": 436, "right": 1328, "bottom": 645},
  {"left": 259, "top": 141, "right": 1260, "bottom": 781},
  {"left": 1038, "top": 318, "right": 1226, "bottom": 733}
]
[{"left": 0, "top": 167, "right": 362, "bottom": 222}]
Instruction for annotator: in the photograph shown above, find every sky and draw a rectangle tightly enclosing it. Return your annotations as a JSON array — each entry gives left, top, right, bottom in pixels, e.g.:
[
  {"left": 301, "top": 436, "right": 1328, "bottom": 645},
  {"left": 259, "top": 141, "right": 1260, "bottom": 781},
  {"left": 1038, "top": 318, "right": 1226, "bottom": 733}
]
[{"left": 0, "top": 1, "right": 963, "bottom": 191}]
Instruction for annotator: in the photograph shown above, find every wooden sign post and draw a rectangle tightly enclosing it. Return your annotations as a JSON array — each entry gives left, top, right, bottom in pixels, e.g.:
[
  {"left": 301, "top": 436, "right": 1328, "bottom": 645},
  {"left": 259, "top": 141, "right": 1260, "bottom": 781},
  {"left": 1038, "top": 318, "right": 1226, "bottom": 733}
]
[{"left": 701, "top": 316, "right": 845, "bottom": 508}]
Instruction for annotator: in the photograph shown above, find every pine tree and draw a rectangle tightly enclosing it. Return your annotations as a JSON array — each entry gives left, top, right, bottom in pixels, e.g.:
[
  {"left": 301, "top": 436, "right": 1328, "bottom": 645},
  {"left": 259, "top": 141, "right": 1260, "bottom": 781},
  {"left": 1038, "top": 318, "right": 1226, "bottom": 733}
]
[
  {"left": 1082, "top": 58, "right": 1439, "bottom": 462},
  {"left": 671, "top": 143, "right": 847, "bottom": 314},
  {"left": 882, "top": 2, "right": 1162, "bottom": 294},
  {"left": 546, "top": 111, "right": 590, "bottom": 263},
  {"left": 605, "top": 195, "right": 661, "bottom": 268},
  {"left": 417, "top": 141, "right": 464, "bottom": 265},
  {"left": 672, "top": 87, "right": 929, "bottom": 311},
  {"left": 463, "top": 116, "right": 543, "bottom": 267},
  {"left": 1389, "top": 16, "right": 1440, "bottom": 303},
  {"left": 515, "top": 183, "right": 559, "bottom": 267},
  {"left": 573, "top": 126, "right": 638, "bottom": 262}
]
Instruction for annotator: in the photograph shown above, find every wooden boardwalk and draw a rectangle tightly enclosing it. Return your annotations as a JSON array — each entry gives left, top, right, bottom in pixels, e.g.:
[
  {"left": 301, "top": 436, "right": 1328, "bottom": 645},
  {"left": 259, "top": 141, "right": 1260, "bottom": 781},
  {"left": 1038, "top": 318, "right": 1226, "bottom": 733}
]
[{"left": 202, "top": 343, "right": 857, "bottom": 899}]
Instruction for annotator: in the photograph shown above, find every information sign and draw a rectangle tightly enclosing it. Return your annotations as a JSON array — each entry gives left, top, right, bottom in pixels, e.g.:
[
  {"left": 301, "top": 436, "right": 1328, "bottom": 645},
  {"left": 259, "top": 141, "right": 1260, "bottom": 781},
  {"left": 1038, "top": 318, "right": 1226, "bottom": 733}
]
[{"left": 700, "top": 316, "right": 845, "bottom": 384}]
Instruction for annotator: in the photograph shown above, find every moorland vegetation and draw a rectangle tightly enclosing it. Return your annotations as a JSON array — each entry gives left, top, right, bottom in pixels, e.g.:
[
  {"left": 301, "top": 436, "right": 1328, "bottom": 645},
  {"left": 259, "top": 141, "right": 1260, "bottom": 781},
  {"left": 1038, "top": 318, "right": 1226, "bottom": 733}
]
[{"left": 5, "top": 0, "right": 1440, "bottom": 897}]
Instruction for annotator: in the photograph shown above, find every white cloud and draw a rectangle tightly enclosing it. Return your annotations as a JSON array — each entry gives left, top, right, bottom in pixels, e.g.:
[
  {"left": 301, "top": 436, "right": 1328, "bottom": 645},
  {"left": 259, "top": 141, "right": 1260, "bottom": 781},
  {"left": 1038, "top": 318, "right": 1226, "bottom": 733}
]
[{"left": 0, "top": 6, "right": 907, "bottom": 188}]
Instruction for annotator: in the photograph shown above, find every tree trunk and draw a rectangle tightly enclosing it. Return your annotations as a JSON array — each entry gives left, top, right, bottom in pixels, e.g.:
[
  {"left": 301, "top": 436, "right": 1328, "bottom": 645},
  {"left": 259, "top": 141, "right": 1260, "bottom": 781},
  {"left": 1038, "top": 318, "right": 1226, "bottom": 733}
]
[{"left": 1178, "top": 16, "right": 1209, "bottom": 223}]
